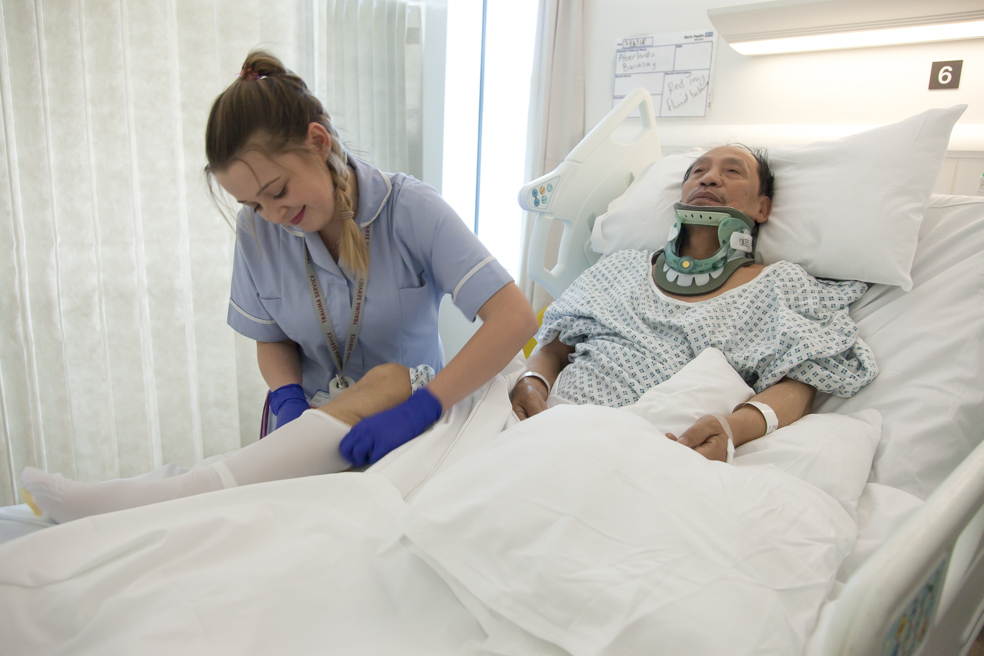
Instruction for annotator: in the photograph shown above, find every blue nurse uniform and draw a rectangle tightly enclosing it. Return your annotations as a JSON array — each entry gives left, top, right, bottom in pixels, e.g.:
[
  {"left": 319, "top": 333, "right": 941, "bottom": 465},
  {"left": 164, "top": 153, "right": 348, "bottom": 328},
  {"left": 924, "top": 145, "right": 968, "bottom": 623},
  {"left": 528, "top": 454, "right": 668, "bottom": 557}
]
[{"left": 227, "top": 156, "right": 514, "bottom": 405}]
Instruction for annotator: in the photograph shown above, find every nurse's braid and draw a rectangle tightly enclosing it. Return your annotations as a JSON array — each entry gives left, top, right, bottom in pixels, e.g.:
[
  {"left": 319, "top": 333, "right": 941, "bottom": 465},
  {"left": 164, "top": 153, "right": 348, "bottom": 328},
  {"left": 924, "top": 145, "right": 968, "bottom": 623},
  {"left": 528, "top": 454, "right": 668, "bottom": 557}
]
[
  {"left": 205, "top": 50, "right": 369, "bottom": 275},
  {"left": 325, "top": 125, "right": 369, "bottom": 275}
]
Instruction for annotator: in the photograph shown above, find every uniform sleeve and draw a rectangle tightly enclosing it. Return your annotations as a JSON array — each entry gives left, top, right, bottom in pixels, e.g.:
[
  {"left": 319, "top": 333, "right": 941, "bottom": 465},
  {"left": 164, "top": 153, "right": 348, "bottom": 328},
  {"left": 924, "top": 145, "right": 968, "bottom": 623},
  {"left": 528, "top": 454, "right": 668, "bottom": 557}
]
[
  {"left": 746, "top": 265, "right": 878, "bottom": 398},
  {"left": 392, "top": 178, "right": 513, "bottom": 321},
  {"left": 227, "top": 217, "right": 289, "bottom": 343}
]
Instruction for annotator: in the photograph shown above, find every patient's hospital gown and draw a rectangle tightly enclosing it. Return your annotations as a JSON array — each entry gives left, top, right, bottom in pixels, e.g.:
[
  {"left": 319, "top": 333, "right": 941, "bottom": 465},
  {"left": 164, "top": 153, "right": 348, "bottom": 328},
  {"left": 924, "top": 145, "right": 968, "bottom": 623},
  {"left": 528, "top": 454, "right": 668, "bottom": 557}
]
[{"left": 540, "top": 250, "right": 878, "bottom": 408}]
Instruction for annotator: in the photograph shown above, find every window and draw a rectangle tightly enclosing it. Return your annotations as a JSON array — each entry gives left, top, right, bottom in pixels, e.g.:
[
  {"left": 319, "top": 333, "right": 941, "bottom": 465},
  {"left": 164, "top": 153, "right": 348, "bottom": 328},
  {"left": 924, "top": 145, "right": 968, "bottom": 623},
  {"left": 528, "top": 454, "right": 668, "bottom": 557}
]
[{"left": 442, "top": 0, "right": 538, "bottom": 280}]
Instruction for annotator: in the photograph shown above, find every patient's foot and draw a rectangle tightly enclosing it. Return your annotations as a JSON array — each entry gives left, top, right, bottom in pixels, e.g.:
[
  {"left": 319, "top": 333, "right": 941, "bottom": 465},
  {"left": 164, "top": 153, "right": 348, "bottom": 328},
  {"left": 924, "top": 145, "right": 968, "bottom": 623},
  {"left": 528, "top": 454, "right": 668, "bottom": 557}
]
[{"left": 19, "top": 464, "right": 229, "bottom": 524}]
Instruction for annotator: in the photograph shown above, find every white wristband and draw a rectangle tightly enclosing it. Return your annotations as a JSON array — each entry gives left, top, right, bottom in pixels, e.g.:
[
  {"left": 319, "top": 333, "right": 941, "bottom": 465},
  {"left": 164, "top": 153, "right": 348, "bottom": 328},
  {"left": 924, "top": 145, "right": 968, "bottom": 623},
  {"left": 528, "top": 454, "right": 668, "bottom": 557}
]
[
  {"left": 735, "top": 401, "right": 779, "bottom": 435},
  {"left": 519, "top": 371, "right": 551, "bottom": 396},
  {"left": 712, "top": 413, "right": 735, "bottom": 464}
]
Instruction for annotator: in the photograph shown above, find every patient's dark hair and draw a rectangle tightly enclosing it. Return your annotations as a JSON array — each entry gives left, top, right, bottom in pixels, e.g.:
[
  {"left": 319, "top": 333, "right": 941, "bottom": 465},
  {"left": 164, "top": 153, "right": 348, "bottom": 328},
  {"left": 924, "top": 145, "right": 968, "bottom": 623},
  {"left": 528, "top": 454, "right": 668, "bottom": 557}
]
[{"left": 683, "top": 144, "right": 775, "bottom": 200}]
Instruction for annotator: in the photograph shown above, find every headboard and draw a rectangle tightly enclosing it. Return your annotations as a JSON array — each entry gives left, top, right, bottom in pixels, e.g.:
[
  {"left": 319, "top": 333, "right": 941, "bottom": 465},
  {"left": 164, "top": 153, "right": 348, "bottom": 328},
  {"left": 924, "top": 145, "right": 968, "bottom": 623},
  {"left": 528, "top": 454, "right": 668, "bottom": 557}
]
[{"left": 518, "top": 88, "right": 662, "bottom": 300}]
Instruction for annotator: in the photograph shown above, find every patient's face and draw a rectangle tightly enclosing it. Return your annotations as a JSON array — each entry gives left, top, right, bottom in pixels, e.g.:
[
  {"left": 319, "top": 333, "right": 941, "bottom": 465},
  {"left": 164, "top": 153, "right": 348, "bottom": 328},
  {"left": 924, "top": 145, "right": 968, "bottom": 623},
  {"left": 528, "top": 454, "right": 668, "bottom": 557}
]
[{"left": 681, "top": 146, "right": 771, "bottom": 223}]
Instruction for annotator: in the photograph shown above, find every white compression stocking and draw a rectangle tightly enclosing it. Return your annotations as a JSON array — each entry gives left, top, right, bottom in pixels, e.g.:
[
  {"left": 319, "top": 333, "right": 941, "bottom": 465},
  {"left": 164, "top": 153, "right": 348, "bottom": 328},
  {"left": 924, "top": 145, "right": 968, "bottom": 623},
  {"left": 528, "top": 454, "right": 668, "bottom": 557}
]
[{"left": 21, "top": 409, "right": 352, "bottom": 524}]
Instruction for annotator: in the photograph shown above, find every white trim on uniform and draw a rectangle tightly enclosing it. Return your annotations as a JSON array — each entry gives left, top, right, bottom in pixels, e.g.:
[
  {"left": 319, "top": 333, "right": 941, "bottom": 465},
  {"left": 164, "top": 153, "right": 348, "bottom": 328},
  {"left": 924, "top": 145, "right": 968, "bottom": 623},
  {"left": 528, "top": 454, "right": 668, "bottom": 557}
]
[
  {"left": 452, "top": 256, "right": 496, "bottom": 304},
  {"left": 229, "top": 299, "right": 278, "bottom": 325}
]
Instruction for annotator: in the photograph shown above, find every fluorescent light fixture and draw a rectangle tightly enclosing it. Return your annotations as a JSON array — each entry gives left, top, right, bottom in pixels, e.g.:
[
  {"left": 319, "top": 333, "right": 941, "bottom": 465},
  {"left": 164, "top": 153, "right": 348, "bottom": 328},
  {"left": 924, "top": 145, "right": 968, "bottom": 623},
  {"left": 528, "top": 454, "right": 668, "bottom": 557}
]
[
  {"left": 709, "top": 0, "right": 984, "bottom": 55},
  {"left": 734, "top": 19, "right": 984, "bottom": 55}
]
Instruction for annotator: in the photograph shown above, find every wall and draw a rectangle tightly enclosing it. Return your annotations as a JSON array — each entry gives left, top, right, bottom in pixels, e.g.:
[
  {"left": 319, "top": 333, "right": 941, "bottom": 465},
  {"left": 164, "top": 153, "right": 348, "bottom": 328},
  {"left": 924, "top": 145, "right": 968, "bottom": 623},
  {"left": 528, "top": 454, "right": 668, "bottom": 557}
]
[{"left": 583, "top": 0, "right": 984, "bottom": 194}]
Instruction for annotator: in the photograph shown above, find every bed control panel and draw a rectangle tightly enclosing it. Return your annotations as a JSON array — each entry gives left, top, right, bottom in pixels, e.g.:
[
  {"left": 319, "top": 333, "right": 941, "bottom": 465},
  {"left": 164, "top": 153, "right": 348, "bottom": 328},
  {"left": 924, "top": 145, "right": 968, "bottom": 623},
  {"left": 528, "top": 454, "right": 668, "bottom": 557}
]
[
  {"left": 520, "top": 176, "right": 561, "bottom": 212},
  {"left": 881, "top": 553, "right": 948, "bottom": 656}
]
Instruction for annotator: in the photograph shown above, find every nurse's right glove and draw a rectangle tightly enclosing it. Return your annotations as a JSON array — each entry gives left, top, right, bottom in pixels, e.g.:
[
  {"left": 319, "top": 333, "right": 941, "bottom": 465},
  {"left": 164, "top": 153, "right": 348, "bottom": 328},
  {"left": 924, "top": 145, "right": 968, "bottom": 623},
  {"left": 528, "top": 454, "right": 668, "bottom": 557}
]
[
  {"left": 269, "top": 383, "right": 310, "bottom": 428},
  {"left": 339, "top": 388, "right": 443, "bottom": 467}
]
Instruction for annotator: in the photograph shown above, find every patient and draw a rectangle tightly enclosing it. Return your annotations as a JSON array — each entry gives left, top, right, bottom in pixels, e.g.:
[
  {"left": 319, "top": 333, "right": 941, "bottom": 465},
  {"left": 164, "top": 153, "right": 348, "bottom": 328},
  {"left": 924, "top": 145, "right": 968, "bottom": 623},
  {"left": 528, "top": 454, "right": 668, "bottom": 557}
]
[{"left": 510, "top": 145, "right": 878, "bottom": 461}]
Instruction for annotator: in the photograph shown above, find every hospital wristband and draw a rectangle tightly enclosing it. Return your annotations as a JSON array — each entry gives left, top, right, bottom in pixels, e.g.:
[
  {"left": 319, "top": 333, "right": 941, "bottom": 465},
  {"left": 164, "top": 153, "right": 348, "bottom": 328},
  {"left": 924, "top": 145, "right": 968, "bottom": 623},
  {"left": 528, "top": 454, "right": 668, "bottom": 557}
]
[
  {"left": 519, "top": 371, "right": 551, "bottom": 397},
  {"left": 734, "top": 401, "right": 779, "bottom": 435},
  {"left": 711, "top": 413, "right": 735, "bottom": 464}
]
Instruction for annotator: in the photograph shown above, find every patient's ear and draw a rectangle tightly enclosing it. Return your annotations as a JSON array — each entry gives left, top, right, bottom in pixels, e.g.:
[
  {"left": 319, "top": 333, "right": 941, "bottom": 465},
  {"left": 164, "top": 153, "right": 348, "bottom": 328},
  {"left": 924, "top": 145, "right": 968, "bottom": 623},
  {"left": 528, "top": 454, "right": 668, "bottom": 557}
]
[{"left": 754, "top": 196, "right": 772, "bottom": 223}]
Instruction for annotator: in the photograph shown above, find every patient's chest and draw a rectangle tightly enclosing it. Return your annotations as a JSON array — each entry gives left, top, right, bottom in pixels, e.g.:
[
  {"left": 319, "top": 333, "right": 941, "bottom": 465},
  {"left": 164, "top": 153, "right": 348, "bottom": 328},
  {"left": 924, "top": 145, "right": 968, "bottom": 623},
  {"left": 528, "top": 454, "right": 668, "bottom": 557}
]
[{"left": 553, "top": 251, "right": 790, "bottom": 407}]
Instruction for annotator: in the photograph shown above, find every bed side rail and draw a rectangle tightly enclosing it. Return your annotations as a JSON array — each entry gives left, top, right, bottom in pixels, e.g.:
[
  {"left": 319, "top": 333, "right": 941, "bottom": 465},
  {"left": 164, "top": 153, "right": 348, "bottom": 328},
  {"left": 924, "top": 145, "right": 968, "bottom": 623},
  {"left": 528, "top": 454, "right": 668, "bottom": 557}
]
[
  {"left": 518, "top": 87, "right": 661, "bottom": 300},
  {"left": 816, "top": 438, "right": 984, "bottom": 656}
]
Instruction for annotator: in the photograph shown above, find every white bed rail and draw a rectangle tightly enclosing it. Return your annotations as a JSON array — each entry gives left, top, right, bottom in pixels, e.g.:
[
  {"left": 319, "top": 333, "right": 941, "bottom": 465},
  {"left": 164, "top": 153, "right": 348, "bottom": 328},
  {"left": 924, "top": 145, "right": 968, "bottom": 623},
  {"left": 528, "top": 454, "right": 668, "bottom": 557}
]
[
  {"left": 519, "top": 87, "right": 661, "bottom": 300},
  {"left": 816, "top": 438, "right": 984, "bottom": 656}
]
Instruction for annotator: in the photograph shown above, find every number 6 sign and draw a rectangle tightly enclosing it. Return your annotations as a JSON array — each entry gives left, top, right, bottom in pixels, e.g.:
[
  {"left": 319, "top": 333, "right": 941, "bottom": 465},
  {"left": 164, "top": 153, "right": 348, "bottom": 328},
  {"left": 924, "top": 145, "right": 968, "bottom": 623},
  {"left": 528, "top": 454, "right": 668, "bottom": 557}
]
[{"left": 929, "top": 60, "right": 962, "bottom": 90}]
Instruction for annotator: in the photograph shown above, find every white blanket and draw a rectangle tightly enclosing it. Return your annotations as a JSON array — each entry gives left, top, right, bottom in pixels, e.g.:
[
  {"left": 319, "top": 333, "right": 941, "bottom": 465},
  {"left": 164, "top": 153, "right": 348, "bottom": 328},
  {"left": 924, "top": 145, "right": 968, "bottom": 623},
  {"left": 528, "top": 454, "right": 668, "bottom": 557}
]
[{"left": 0, "top": 350, "right": 876, "bottom": 655}]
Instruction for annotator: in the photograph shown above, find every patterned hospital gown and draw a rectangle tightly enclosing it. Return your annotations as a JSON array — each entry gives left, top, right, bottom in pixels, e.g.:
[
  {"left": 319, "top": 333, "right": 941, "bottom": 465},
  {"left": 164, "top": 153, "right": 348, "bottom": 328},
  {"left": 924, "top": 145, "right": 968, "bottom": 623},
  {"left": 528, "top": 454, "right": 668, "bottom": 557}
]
[{"left": 539, "top": 250, "right": 878, "bottom": 408}]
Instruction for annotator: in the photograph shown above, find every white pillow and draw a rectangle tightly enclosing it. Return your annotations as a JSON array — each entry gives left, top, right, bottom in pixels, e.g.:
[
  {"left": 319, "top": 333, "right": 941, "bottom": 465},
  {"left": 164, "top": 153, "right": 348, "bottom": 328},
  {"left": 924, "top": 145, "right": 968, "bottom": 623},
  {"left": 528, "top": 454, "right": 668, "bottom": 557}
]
[
  {"left": 590, "top": 105, "right": 966, "bottom": 290},
  {"left": 733, "top": 410, "right": 881, "bottom": 518},
  {"left": 623, "top": 347, "right": 879, "bottom": 517},
  {"left": 621, "top": 346, "right": 753, "bottom": 435}
]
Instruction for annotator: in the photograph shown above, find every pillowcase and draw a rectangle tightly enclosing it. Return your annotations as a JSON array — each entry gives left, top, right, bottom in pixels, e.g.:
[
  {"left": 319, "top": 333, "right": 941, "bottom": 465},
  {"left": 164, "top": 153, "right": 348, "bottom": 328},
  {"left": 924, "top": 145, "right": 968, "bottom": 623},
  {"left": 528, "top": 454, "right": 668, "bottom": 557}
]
[
  {"left": 590, "top": 105, "right": 966, "bottom": 290},
  {"left": 733, "top": 410, "right": 881, "bottom": 518},
  {"left": 621, "top": 346, "right": 753, "bottom": 435},
  {"left": 622, "top": 346, "right": 879, "bottom": 517}
]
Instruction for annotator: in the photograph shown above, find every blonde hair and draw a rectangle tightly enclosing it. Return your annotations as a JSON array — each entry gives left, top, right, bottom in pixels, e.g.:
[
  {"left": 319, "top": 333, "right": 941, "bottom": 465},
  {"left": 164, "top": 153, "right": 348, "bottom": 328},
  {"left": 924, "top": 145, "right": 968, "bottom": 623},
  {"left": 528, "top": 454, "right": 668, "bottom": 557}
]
[{"left": 204, "top": 50, "right": 369, "bottom": 275}]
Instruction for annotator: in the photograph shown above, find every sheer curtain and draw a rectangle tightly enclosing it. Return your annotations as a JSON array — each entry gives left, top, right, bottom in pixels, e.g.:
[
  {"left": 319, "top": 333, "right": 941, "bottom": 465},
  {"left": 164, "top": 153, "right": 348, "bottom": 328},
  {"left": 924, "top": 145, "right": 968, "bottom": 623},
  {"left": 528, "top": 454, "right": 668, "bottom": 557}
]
[
  {"left": 0, "top": 0, "right": 421, "bottom": 506},
  {"left": 519, "top": 0, "right": 584, "bottom": 313}
]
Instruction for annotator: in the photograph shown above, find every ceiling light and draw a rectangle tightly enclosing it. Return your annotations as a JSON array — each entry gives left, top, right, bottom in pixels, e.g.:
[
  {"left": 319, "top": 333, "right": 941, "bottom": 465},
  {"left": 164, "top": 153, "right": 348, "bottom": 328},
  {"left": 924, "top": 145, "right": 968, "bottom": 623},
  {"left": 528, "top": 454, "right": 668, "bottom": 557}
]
[{"left": 709, "top": 0, "right": 984, "bottom": 55}]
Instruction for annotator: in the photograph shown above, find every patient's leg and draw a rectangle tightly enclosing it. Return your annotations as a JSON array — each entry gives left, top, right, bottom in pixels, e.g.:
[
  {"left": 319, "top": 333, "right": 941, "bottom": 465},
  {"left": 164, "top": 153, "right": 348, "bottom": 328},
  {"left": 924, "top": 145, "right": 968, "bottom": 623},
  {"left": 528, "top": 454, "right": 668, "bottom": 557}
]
[{"left": 21, "top": 363, "right": 413, "bottom": 523}]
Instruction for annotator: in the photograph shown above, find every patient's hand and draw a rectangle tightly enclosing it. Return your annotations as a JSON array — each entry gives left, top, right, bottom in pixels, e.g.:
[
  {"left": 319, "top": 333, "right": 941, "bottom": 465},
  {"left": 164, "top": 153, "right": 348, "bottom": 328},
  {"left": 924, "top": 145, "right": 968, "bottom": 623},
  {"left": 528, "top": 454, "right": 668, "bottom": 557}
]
[
  {"left": 666, "top": 415, "right": 730, "bottom": 462},
  {"left": 510, "top": 379, "right": 549, "bottom": 420}
]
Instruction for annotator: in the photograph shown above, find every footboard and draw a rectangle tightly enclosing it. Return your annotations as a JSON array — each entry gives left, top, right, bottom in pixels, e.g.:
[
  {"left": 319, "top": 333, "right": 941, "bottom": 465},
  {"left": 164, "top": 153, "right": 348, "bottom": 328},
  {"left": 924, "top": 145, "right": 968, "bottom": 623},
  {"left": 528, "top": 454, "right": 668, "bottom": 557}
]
[{"left": 815, "top": 438, "right": 984, "bottom": 656}]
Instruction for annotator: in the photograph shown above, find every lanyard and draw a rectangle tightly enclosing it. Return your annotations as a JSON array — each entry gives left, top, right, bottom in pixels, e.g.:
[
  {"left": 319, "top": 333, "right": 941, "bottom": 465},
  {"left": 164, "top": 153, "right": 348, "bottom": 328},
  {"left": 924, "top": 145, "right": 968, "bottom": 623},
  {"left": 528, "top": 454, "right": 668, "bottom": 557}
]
[{"left": 304, "top": 224, "right": 372, "bottom": 390}]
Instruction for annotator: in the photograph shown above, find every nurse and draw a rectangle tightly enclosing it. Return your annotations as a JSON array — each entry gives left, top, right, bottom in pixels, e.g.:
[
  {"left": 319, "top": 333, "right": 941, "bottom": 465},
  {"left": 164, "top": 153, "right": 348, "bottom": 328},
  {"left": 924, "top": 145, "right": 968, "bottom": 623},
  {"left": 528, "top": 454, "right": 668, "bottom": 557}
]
[
  {"left": 19, "top": 50, "right": 537, "bottom": 523},
  {"left": 214, "top": 51, "right": 534, "bottom": 445}
]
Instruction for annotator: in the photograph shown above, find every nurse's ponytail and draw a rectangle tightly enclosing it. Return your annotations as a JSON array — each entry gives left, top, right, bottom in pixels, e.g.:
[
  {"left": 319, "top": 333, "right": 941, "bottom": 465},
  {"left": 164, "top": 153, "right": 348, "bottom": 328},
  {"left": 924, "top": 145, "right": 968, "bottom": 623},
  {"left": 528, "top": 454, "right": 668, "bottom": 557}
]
[{"left": 204, "top": 50, "right": 369, "bottom": 275}]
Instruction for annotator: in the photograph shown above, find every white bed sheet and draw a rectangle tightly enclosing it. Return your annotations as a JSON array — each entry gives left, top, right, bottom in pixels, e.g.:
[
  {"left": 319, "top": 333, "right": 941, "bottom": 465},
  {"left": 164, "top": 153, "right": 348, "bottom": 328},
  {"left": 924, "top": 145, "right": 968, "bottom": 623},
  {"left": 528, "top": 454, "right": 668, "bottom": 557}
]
[
  {"left": 0, "top": 349, "right": 877, "bottom": 656},
  {"left": 4, "top": 194, "right": 979, "bottom": 654}
]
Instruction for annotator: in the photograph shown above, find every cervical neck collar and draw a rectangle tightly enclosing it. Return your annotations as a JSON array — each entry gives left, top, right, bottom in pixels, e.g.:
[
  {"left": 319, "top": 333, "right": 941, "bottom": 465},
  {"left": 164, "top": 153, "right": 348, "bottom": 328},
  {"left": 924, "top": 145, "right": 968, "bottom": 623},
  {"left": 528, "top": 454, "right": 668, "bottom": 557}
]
[{"left": 652, "top": 202, "right": 757, "bottom": 295}]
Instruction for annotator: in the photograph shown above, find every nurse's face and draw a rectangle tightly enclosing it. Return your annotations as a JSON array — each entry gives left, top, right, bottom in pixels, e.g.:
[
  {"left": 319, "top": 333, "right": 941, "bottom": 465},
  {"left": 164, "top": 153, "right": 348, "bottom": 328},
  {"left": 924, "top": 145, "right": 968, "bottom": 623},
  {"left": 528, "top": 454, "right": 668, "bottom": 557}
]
[{"left": 215, "top": 123, "right": 338, "bottom": 233}]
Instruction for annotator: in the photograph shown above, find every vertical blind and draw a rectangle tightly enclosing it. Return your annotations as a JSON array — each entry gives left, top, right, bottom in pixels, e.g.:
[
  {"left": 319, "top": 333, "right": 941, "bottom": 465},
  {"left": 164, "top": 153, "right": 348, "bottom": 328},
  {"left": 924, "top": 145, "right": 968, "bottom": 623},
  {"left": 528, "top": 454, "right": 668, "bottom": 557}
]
[{"left": 0, "top": 0, "right": 422, "bottom": 507}]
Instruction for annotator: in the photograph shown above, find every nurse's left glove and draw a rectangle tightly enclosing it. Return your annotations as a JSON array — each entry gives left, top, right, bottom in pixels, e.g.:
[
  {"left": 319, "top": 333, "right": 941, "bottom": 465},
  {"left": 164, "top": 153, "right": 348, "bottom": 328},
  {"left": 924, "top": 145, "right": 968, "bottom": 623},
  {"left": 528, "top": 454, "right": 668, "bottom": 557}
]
[
  {"left": 270, "top": 383, "right": 310, "bottom": 428},
  {"left": 339, "top": 388, "right": 443, "bottom": 467}
]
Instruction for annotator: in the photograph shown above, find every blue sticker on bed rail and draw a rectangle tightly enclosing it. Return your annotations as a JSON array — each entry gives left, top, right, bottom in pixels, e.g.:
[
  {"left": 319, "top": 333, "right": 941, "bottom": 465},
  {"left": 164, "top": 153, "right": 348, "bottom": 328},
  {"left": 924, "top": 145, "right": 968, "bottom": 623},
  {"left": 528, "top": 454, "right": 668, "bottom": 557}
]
[{"left": 880, "top": 553, "right": 949, "bottom": 656}]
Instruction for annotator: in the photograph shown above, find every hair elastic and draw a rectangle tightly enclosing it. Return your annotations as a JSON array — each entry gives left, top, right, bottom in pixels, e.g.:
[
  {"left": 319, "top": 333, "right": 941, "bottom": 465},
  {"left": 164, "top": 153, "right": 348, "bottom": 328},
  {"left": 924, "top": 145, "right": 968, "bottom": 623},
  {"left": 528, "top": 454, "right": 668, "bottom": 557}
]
[{"left": 238, "top": 64, "right": 265, "bottom": 82}]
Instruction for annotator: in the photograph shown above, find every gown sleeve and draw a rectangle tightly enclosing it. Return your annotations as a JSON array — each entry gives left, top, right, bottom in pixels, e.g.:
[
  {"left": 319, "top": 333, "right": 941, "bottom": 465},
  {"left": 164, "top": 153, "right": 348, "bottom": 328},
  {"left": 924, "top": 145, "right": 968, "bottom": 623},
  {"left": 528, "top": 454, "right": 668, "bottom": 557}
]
[{"left": 742, "top": 262, "right": 878, "bottom": 397}]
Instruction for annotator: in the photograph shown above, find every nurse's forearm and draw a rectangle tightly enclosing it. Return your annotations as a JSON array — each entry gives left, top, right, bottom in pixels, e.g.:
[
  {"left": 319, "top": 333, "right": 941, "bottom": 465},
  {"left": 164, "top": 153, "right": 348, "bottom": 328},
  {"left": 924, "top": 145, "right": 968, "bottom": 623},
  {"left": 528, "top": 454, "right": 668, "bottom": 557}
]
[
  {"left": 425, "top": 283, "right": 538, "bottom": 410},
  {"left": 256, "top": 339, "right": 304, "bottom": 391}
]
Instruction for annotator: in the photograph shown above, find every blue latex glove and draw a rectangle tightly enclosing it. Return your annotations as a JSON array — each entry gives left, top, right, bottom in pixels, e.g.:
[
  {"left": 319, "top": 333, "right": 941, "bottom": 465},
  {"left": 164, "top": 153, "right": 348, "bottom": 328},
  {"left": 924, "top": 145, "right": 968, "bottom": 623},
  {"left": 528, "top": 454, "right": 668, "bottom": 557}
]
[
  {"left": 269, "top": 383, "right": 310, "bottom": 428},
  {"left": 339, "top": 388, "right": 443, "bottom": 467}
]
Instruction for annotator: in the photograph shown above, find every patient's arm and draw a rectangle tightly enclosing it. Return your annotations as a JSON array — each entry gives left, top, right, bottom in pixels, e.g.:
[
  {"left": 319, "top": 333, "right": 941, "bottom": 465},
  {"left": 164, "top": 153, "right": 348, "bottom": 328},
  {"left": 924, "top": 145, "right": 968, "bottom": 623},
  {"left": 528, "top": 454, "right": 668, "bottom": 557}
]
[
  {"left": 510, "top": 338, "right": 575, "bottom": 420},
  {"left": 667, "top": 378, "right": 816, "bottom": 462}
]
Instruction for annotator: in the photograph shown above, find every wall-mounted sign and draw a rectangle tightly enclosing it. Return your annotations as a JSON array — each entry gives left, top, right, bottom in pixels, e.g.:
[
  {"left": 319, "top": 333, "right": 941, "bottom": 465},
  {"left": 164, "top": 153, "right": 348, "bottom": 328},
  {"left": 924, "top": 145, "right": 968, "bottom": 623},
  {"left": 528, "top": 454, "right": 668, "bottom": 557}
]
[
  {"left": 929, "top": 60, "right": 962, "bottom": 90},
  {"left": 613, "top": 32, "right": 715, "bottom": 117}
]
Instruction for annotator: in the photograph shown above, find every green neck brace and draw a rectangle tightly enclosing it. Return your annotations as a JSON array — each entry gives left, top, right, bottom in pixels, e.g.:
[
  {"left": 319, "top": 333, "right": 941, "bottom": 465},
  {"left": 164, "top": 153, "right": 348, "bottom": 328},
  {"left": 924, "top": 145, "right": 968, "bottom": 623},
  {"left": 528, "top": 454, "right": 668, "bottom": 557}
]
[{"left": 652, "top": 202, "right": 757, "bottom": 295}]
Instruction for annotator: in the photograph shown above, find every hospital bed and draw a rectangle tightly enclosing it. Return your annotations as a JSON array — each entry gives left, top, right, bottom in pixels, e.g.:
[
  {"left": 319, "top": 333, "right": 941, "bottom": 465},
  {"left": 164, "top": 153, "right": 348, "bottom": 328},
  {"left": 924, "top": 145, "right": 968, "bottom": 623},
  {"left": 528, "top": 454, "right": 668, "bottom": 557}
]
[
  {"left": 1, "top": 89, "right": 982, "bottom": 656},
  {"left": 520, "top": 88, "right": 984, "bottom": 656}
]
